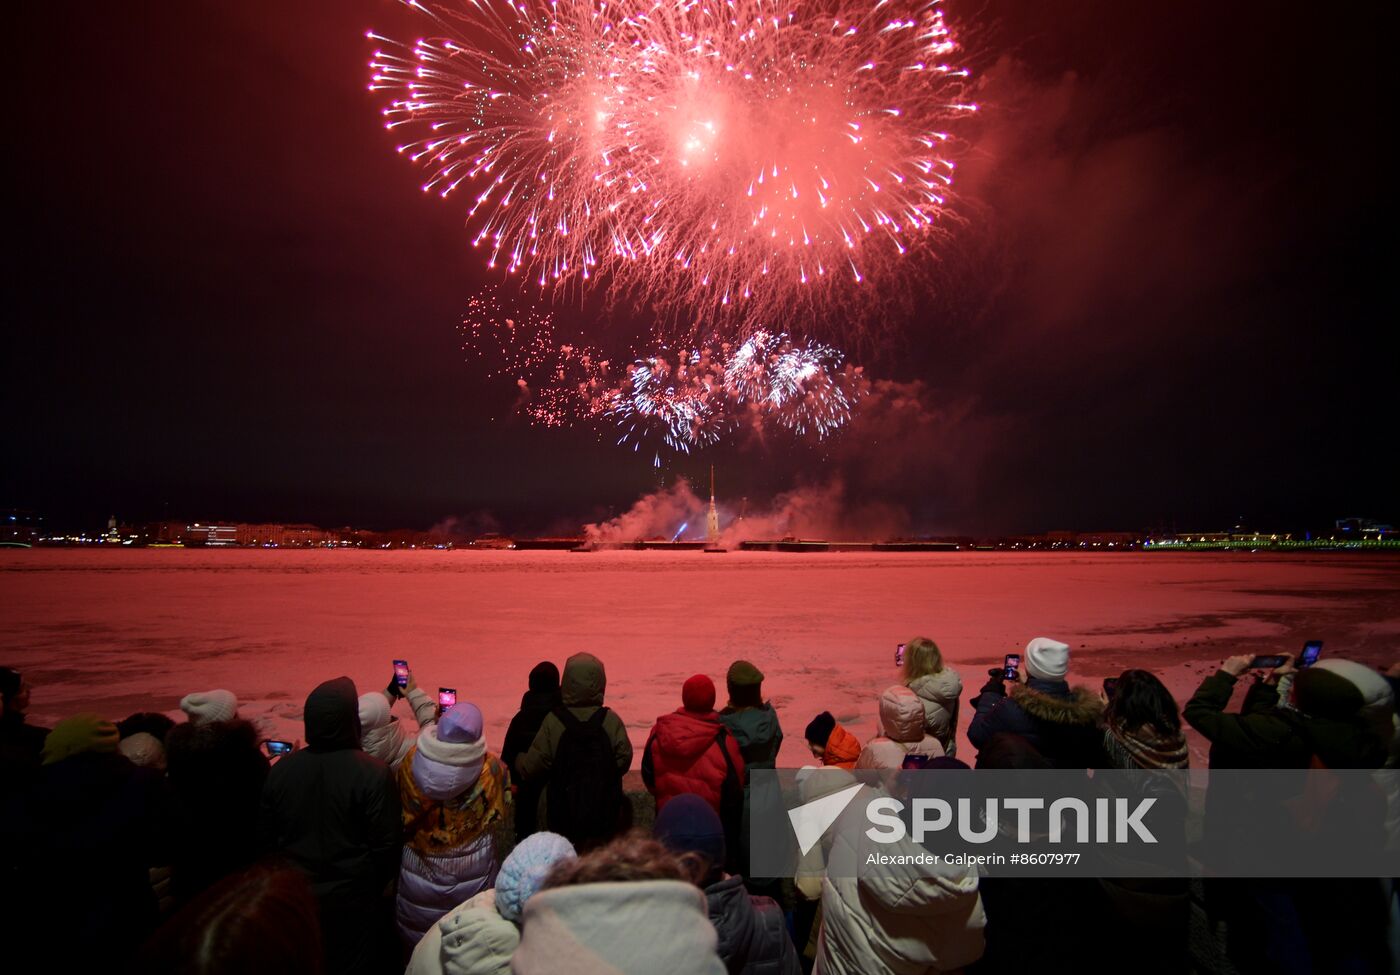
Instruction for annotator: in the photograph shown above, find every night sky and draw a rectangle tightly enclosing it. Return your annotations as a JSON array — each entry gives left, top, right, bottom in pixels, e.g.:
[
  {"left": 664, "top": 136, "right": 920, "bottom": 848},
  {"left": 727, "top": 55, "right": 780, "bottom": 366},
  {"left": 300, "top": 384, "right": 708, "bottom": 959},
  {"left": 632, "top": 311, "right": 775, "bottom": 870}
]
[{"left": 6, "top": 1, "right": 1393, "bottom": 535}]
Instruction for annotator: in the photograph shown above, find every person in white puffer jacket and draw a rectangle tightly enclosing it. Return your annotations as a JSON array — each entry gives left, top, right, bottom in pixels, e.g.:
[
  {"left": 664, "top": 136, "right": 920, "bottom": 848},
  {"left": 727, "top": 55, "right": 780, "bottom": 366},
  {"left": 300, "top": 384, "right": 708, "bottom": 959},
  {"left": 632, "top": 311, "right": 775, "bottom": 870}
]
[
  {"left": 808, "top": 768, "right": 986, "bottom": 975},
  {"left": 900, "top": 637, "right": 963, "bottom": 758},
  {"left": 358, "top": 667, "right": 437, "bottom": 770}
]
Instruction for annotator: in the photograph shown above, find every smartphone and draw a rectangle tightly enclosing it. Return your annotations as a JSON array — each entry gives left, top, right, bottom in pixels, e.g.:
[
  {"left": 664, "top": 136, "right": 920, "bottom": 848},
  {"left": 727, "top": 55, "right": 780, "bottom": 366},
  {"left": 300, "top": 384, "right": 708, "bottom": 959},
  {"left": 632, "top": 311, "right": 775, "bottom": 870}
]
[
  {"left": 1103, "top": 677, "right": 1119, "bottom": 699},
  {"left": 1003, "top": 654, "right": 1021, "bottom": 680},
  {"left": 393, "top": 659, "right": 410, "bottom": 687},
  {"left": 264, "top": 739, "right": 293, "bottom": 756},
  {"left": 1247, "top": 654, "right": 1289, "bottom": 670},
  {"left": 895, "top": 643, "right": 906, "bottom": 667},
  {"left": 1299, "top": 641, "right": 1324, "bottom": 668},
  {"left": 439, "top": 687, "right": 457, "bottom": 709}
]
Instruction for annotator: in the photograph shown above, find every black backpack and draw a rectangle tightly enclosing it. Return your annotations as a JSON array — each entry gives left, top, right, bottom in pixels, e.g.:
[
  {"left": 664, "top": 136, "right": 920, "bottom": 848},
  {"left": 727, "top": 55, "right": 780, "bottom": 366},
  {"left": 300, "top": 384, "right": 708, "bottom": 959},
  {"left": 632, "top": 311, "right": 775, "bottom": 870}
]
[
  {"left": 548, "top": 707, "right": 626, "bottom": 847},
  {"left": 714, "top": 728, "right": 745, "bottom": 870}
]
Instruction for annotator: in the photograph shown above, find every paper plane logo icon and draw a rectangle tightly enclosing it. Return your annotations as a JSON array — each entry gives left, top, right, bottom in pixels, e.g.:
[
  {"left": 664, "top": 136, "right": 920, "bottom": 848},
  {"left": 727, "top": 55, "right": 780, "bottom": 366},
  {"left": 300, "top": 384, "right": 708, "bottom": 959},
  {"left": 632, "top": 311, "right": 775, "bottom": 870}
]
[{"left": 788, "top": 783, "right": 864, "bottom": 855}]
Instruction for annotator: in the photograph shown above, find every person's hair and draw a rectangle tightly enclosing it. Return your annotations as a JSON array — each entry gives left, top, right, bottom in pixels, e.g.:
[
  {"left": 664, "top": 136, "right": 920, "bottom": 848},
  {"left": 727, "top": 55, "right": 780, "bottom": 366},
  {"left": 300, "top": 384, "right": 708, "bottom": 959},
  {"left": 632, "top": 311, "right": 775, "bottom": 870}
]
[
  {"left": 901, "top": 637, "right": 944, "bottom": 681},
  {"left": 542, "top": 831, "right": 691, "bottom": 888},
  {"left": 118, "top": 711, "right": 178, "bottom": 742},
  {"left": 1105, "top": 669, "right": 1181, "bottom": 736},
  {"left": 139, "top": 864, "right": 322, "bottom": 975}
]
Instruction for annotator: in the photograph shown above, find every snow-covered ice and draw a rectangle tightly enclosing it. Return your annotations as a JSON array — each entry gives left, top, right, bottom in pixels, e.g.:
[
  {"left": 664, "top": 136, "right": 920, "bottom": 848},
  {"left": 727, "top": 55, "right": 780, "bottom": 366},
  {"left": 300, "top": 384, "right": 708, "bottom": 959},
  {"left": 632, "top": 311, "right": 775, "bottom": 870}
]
[{"left": 3, "top": 549, "right": 1398, "bottom": 768}]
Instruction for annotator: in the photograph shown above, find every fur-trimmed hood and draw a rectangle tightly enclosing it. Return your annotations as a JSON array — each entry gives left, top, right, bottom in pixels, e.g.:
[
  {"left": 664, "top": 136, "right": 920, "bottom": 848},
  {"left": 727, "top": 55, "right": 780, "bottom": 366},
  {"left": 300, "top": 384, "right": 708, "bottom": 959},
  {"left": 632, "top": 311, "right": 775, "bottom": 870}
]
[{"left": 1008, "top": 681, "right": 1103, "bottom": 727}]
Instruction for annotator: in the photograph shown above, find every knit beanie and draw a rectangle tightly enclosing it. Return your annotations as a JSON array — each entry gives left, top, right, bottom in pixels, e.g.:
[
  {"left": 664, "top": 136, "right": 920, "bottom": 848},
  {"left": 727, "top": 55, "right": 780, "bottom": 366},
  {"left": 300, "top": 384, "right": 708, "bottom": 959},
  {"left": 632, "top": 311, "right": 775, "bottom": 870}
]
[
  {"left": 726, "top": 660, "right": 765, "bottom": 709},
  {"left": 1294, "top": 667, "right": 1366, "bottom": 720},
  {"left": 1312, "top": 659, "right": 1392, "bottom": 711},
  {"left": 42, "top": 713, "right": 120, "bottom": 765},
  {"left": 655, "top": 793, "right": 727, "bottom": 883},
  {"left": 496, "top": 831, "right": 578, "bottom": 922},
  {"left": 804, "top": 711, "right": 836, "bottom": 747},
  {"left": 179, "top": 689, "right": 238, "bottom": 725},
  {"left": 357, "top": 691, "right": 392, "bottom": 732},
  {"left": 118, "top": 731, "right": 166, "bottom": 769},
  {"left": 682, "top": 674, "right": 716, "bottom": 713},
  {"left": 1024, "top": 637, "right": 1070, "bottom": 681}
]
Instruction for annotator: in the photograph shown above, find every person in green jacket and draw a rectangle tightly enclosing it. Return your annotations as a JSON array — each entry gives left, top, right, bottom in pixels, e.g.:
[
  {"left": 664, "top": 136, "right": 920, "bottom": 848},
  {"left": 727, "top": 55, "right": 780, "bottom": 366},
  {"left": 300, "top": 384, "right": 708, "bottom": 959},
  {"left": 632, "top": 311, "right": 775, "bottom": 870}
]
[{"left": 717, "top": 659, "right": 782, "bottom": 881}]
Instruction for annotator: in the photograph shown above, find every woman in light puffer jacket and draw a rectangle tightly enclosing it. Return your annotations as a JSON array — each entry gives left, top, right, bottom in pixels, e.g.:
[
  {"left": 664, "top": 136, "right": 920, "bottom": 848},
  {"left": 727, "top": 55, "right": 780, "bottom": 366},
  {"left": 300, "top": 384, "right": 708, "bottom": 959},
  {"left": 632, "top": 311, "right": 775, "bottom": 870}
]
[
  {"left": 901, "top": 637, "right": 963, "bottom": 758},
  {"left": 397, "top": 702, "right": 511, "bottom": 947},
  {"left": 359, "top": 669, "right": 438, "bottom": 770},
  {"left": 855, "top": 685, "right": 945, "bottom": 771}
]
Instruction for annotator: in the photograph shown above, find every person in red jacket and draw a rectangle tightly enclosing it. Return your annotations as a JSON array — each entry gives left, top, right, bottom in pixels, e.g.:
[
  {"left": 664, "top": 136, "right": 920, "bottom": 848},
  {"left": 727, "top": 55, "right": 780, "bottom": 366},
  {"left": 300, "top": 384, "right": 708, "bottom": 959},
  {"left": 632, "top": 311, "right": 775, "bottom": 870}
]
[{"left": 642, "top": 675, "right": 746, "bottom": 824}]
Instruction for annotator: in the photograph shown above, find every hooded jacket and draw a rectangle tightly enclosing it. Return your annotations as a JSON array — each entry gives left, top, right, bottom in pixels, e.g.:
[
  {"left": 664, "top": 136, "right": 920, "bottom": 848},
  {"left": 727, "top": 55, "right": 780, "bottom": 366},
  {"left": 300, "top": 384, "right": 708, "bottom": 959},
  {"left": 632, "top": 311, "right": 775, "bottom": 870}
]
[
  {"left": 906, "top": 667, "right": 963, "bottom": 755},
  {"left": 811, "top": 779, "right": 985, "bottom": 975},
  {"left": 502, "top": 662, "right": 562, "bottom": 838},
  {"left": 706, "top": 874, "right": 802, "bottom": 975},
  {"left": 515, "top": 654, "right": 633, "bottom": 829},
  {"left": 512, "top": 879, "right": 727, "bottom": 975},
  {"left": 968, "top": 676, "right": 1107, "bottom": 769},
  {"left": 856, "top": 686, "right": 945, "bottom": 770},
  {"left": 821, "top": 724, "right": 861, "bottom": 769},
  {"left": 396, "top": 713, "right": 510, "bottom": 946},
  {"left": 405, "top": 889, "right": 518, "bottom": 975},
  {"left": 259, "top": 677, "right": 401, "bottom": 907},
  {"left": 359, "top": 686, "right": 437, "bottom": 770},
  {"left": 642, "top": 707, "right": 746, "bottom": 817},
  {"left": 164, "top": 716, "right": 269, "bottom": 899}
]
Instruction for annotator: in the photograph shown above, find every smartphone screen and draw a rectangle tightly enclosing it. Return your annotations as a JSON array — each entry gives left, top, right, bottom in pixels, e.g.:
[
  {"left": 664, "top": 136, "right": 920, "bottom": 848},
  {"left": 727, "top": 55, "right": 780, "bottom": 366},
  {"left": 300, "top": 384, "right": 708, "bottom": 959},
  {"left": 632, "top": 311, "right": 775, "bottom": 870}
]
[
  {"left": 393, "top": 659, "right": 410, "bottom": 687},
  {"left": 1299, "top": 641, "right": 1323, "bottom": 668},
  {"left": 264, "top": 740, "right": 293, "bottom": 756},
  {"left": 895, "top": 643, "right": 905, "bottom": 667},
  {"left": 1103, "top": 677, "right": 1119, "bottom": 699},
  {"left": 439, "top": 687, "right": 457, "bottom": 709},
  {"left": 1003, "top": 654, "right": 1021, "bottom": 680},
  {"left": 1248, "top": 654, "right": 1289, "bottom": 670}
]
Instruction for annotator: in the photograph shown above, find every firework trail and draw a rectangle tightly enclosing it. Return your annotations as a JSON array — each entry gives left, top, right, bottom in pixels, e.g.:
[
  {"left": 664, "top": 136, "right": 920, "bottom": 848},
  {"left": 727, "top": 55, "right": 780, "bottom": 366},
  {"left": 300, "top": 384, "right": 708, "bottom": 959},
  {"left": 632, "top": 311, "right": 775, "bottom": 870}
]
[{"left": 369, "top": 0, "right": 974, "bottom": 337}]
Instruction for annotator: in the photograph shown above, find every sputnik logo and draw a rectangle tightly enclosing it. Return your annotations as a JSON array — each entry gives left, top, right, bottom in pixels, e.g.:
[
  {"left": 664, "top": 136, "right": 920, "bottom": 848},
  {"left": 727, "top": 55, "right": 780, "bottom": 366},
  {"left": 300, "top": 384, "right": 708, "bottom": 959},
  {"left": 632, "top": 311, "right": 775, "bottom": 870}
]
[{"left": 788, "top": 783, "right": 864, "bottom": 855}]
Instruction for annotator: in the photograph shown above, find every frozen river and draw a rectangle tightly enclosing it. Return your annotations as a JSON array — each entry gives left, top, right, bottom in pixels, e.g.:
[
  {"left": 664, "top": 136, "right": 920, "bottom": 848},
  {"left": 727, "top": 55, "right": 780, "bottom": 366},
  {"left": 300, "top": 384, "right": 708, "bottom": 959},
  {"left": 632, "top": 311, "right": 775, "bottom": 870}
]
[{"left": 3, "top": 549, "right": 1397, "bottom": 767}]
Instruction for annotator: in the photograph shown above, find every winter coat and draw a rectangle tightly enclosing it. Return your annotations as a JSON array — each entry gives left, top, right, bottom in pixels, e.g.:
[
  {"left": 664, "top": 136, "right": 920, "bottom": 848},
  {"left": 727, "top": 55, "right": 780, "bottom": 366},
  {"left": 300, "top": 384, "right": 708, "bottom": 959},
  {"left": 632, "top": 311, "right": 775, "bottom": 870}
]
[
  {"left": 642, "top": 708, "right": 746, "bottom": 816},
  {"left": 706, "top": 874, "right": 801, "bottom": 975},
  {"left": 906, "top": 668, "right": 962, "bottom": 756},
  {"left": 515, "top": 654, "right": 633, "bottom": 828},
  {"left": 719, "top": 703, "right": 784, "bottom": 771},
  {"left": 405, "top": 889, "right": 517, "bottom": 975},
  {"left": 164, "top": 717, "right": 269, "bottom": 899},
  {"left": 821, "top": 724, "right": 861, "bottom": 769},
  {"left": 813, "top": 781, "right": 985, "bottom": 975},
  {"left": 968, "top": 676, "right": 1107, "bottom": 769},
  {"left": 11, "top": 750, "right": 178, "bottom": 961},
  {"left": 1183, "top": 670, "right": 1388, "bottom": 770},
  {"left": 502, "top": 663, "right": 562, "bottom": 838},
  {"left": 0, "top": 712, "right": 48, "bottom": 785},
  {"left": 856, "top": 686, "right": 945, "bottom": 770},
  {"left": 396, "top": 727, "right": 510, "bottom": 946},
  {"left": 259, "top": 677, "right": 401, "bottom": 975},
  {"left": 360, "top": 687, "right": 437, "bottom": 770},
  {"left": 512, "top": 878, "right": 727, "bottom": 975}
]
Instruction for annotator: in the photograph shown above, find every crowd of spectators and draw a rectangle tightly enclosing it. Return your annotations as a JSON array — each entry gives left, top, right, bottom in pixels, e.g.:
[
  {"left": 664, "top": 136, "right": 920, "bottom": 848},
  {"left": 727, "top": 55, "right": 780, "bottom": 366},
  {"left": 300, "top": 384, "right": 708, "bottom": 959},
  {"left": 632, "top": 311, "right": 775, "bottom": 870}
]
[{"left": 2, "top": 635, "right": 1397, "bottom": 974}]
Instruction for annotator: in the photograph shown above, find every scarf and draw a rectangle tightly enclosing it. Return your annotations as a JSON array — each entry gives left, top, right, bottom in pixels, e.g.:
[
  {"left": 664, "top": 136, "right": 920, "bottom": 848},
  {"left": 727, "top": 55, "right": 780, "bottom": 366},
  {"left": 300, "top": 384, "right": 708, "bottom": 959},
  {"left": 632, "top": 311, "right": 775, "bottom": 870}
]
[{"left": 1104, "top": 721, "right": 1189, "bottom": 770}]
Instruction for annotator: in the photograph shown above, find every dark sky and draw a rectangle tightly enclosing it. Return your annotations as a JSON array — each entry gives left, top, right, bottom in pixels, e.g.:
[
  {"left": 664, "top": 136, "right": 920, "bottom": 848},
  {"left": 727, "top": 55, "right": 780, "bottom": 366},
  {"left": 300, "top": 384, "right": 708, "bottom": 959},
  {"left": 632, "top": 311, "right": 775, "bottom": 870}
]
[{"left": 6, "top": 1, "right": 1394, "bottom": 534}]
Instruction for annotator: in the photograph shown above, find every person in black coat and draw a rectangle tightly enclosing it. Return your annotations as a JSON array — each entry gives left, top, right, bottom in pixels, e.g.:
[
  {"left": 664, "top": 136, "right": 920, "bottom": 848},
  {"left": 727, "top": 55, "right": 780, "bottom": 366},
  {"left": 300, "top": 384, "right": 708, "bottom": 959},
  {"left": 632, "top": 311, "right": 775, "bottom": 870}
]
[
  {"left": 0, "top": 666, "right": 50, "bottom": 785},
  {"left": 11, "top": 713, "right": 178, "bottom": 965},
  {"left": 259, "top": 677, "right": 401, "bottom": 975},
  {"left": 968, "top": 638, "right": 1106, "bottom": 769},
  {"left": 165, "top": 716, "right": 269, "bottom": 900},
  {"left": 502, "top": 661, "right": 561, "bottom": 839}
]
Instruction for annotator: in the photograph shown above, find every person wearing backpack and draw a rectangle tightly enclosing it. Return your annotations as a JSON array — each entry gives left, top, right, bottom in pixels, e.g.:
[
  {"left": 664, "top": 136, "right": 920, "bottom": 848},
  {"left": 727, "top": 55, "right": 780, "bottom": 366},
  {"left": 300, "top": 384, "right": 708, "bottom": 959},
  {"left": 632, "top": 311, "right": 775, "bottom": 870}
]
[
  {"left": 641, "top": 675, "right": 747, "bottom": 859},
  {"left": 515, "top": 652, "right": 633, "bottom": 849}
]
